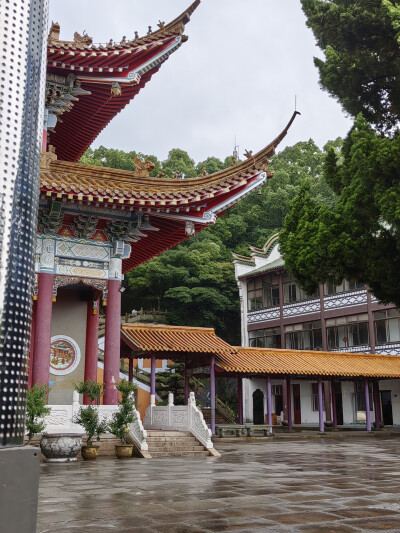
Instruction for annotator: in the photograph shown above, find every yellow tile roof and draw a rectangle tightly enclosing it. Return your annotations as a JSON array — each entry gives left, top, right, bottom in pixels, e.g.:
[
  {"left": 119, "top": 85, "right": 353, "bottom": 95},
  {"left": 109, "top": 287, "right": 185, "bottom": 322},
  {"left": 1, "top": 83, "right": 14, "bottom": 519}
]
[
  {"left": 40, "top": 111, "right": 299, "bottom": 203},
  {"left": 121, "top": 324, "right": 235, "bottom": 355},
  {"left": 217, "top": 347, "right": 400, "bottom": 378}
]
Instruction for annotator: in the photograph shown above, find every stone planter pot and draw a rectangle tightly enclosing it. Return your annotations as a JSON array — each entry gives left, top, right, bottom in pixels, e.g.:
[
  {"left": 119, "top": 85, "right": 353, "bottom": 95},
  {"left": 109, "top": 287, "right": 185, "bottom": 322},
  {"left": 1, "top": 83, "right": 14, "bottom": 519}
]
[
  {"left": 81, "top": 445, "right": 100, "bottom": 461},
  {"left": 115, "top": 444, "right": 134, "bottom": 459},
  {"left": 40, "top": 434, "right": 82, "bottom": 463}
]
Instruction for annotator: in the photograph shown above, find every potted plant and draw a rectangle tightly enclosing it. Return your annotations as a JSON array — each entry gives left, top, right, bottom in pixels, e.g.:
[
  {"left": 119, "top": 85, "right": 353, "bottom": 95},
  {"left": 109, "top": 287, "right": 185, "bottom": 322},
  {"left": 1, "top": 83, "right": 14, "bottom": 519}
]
[
  {"left": 26, "top": 383, "right": 51, "bottom": 443},
  {"left": 73, "top": 380, "right": 106, "bottom": 460},
  {"left": 108, "top": 380, "right": 136, "bottom": 458}
]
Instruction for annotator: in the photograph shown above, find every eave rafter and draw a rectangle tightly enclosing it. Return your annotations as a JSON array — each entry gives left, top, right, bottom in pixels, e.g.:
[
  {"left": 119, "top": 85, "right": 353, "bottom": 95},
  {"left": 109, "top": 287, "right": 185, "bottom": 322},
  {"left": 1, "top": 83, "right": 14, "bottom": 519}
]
[{"left": 45, "top": 1, "right": 200, "bottom": 162}]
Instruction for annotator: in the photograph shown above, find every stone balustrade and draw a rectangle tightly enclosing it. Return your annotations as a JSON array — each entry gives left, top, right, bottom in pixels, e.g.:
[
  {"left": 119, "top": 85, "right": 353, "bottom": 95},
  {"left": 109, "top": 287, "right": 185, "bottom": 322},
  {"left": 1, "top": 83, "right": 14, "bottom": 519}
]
[{"left": 143, "top": 392, "right": 213, "bottom": 449}]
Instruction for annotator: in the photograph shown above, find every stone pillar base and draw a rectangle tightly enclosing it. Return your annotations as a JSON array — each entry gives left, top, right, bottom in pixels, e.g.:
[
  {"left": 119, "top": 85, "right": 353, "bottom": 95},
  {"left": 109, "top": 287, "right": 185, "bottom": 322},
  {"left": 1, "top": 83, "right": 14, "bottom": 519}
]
[{"left": 0, "top": 446, "right": 40, "bottom": 533}]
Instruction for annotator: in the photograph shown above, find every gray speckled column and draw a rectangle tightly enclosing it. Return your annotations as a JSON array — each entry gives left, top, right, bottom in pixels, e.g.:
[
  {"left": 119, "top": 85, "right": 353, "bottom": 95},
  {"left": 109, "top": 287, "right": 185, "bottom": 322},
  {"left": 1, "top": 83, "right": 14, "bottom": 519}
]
[{"left": 0, "top": 0, "right": 48, "bottom": 447}]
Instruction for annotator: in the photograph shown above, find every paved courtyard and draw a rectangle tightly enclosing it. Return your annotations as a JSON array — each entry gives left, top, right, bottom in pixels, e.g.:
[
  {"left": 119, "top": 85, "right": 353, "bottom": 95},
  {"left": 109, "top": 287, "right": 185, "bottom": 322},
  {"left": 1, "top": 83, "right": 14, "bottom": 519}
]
[{"left": 37, "top": 437, "right": 400, "bottom": 532}]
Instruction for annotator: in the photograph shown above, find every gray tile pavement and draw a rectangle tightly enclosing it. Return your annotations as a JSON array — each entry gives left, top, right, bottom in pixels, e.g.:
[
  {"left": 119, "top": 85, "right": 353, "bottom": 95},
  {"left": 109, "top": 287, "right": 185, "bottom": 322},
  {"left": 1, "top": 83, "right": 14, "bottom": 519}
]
[{"left": 37, "top": 437, "right": 400, "bottom": 532}]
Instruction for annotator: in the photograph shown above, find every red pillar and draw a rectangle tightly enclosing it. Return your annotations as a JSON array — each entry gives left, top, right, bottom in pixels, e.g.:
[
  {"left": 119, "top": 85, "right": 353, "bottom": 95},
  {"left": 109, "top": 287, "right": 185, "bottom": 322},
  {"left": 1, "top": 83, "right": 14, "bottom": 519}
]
[
  {"left": 184, "top": 355, "right": 189, "bottom": 404},
  {"left": 237, "top": 375, "right": 243, "bottom": 424},
  {"left": 286, "top": 378, "right": 292, "bottom": 430},
  {"left": 28, "top": 300, "right": 37, "bottom": 388},
  {"left": 42, "top": 128, "right": 47, "bottom": 151},
  {"left": 150, "top": 354, "right": 156, "bottom": 396},
  {"left": 128, "top": 358, "right": 134, "bottom": 383},
  {"left": 32, "top": 273, "right": 54, "bottom": 387},
  {"left": 210, "top": 355, "right": 216, "bottom": 434},
  {"left": 83, "top": 295, "right": 99, "bottom": 404},
  {"left": 103, "top": 280, "right": 121, "bottom": 405},
  {"left": 331, "top": 380, "right": 338, "bottom": 429},
  {"left": 282, "top": 378, "right": 288, "bottom": 425},
  {"left": 373, "top": 381, "right": 381, "bottom": 428},
  {"left": 324, "top": 381, "right": 332, "bottom": 426}
]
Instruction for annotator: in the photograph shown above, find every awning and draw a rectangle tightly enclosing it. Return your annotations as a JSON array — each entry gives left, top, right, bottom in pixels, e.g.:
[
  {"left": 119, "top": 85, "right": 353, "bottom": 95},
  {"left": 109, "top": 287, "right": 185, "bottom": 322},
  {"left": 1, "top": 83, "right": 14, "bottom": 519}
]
[
  {"left": 217, "top": 347, "right": 400, "bottom": 379},
  {"left": 121, "top": 323, "right": 236, "bottom": 356}
]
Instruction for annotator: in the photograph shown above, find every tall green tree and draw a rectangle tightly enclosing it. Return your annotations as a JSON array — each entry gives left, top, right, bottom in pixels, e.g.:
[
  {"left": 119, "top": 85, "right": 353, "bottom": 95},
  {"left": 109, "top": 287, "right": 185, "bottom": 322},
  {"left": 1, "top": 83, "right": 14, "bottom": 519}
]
[
  {"left": 162, "top": 148, "right": 197, "bottom": 178},
  {"left": 281, "top": 1, "right": 400, "bottom": 308},
  {"left": 302, "top": 0, "right": 400, "bottom": 132},
  {"left": 280, "top": 115, "right": 400, "bottom": 306}
]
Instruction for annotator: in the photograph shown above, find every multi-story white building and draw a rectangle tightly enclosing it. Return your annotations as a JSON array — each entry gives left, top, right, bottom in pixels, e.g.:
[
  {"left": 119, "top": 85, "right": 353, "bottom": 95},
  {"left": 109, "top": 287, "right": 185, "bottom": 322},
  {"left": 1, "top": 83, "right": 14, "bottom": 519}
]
[{"left": 233, "top": 234, "right": 400, "bottom": 427}]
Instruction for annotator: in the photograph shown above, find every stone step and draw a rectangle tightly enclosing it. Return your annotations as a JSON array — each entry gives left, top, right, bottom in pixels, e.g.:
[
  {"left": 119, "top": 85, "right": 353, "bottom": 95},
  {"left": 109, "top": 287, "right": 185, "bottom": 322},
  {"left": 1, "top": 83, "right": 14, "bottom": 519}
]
[
  {"left": 201, "top": 409, "right": 231, "bottom": 425},
  {"left": 147, "top": 442, "right": 204, "bottom": 452},
  {"left": 149, "top": 450, "right": 211, "bottom": 457},
  {"left": 140, "top": 429, "right": 213, "bottom": 458},
  {"left": 146, "top": 430, "right": 192, "bottom": 437},
  {"left": 146, "top": 436, "right": 198, "bottom": 444}
]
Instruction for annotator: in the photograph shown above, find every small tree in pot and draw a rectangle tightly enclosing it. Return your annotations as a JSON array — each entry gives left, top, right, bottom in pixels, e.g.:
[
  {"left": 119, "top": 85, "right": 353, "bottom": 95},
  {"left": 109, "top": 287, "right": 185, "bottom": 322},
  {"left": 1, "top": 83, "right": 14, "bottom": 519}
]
[
  {"left": 108, "top": 380, "right": 136, "bottom": 458},
  {"left": 26, "top": 384, "right": 51, "bottom": 443},
  {"left": 73, "top": 380, "right": 106, "bottom": 460}
]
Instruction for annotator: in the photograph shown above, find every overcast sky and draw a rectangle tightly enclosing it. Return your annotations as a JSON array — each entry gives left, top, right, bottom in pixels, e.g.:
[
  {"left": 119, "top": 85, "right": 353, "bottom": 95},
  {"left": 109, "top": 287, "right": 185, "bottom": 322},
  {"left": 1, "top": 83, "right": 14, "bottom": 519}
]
[{"left": 49, "top": 0, "right": 353, "bottom": 164}]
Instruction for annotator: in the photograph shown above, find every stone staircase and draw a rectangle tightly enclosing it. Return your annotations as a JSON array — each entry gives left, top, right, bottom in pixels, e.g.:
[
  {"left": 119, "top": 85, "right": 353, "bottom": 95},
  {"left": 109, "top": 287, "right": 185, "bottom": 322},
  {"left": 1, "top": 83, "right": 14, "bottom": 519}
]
[
  {"left": 145, "top": 430, "right": 212, "bottom": 458},
  {"left": 201, "top": 408, "right": 232, "bottom": 426}
]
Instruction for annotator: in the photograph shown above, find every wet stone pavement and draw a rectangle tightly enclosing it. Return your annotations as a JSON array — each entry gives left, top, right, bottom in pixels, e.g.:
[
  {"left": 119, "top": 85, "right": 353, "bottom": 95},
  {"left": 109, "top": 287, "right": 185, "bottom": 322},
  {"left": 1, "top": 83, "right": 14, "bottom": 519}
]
[{"left": 37, "top": 437, "right": 400, "bottom": 532}]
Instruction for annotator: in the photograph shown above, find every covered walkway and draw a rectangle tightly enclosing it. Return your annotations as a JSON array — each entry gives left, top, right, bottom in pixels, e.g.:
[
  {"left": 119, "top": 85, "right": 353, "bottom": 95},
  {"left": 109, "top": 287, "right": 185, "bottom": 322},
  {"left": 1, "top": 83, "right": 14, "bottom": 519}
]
[{"left": 120, "top": 324, "right": 400, "bottom": 434}]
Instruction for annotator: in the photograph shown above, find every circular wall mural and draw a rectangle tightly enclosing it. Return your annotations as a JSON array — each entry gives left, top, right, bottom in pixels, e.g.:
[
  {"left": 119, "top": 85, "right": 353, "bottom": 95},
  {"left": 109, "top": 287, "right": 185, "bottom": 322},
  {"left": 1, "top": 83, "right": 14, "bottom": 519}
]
[{"left": 50, "top": 335, "right": 81, "bottom": 376}]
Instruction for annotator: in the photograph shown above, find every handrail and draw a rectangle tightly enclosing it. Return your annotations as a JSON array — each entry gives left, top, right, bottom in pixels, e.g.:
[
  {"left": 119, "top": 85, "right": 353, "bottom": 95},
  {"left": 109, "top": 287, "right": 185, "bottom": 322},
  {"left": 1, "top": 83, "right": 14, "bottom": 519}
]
[
  {"left": 143, "top": 392, "right": 213, "bottom": 448},
  {"left": 128, "top": 407, "right": 148, "bottom": 451},
  {"left": 216, "top": 396, "right": 236, "bottom": 424}
]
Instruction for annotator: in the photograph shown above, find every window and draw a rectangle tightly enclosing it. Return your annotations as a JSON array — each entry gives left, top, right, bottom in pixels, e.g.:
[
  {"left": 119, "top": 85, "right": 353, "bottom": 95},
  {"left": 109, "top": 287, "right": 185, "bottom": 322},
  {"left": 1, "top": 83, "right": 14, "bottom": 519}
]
[
  {"left": 325, "top": 280, "right": 366, "bottom": 295},
  {"left": 247, "top": 278, "right": 263, "bottom": 310},
  {"left": 283, "top": 275, "right": 318, "bottom": 304},
  {"left": 249, "top": 328, "right": 281, "bottom": 348},
  {"left": 248, "top": 274, "right": 280, "bottom": 310},
  {"left": 347, "top": 281, "right": 367, "bottom": 291},
  {"left": 326, "top": 314, "right": 369, "bottom": 349},
  {"left": 263, "top": 280, "right": 280, "bottom": 308},
  {"left": 311, "top": 383, "right": 325, "bottom": 411},
  {"left": 375, "top": 309, "right": 400, "bottom": 344},
  {"left": 285, "top": 321, "right": 322, "bottom": 351}
]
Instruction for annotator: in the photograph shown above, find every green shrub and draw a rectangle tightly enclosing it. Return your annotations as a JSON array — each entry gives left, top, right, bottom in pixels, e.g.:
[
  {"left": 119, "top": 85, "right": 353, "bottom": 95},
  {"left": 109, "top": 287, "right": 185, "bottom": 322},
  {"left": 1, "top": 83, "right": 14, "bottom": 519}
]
[
  {"left": 108, "top": 381, "right": 137, "bottom": 444},
  {"left": 26, "top": 384, "right": 51, "bottom": 443}
]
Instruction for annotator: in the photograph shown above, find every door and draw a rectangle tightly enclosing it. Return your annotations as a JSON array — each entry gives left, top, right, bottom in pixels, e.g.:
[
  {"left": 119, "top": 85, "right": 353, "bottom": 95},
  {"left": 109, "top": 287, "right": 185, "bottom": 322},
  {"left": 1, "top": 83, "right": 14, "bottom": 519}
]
[
  {"left": 334, "top": 382, "right": 343, "bottom": 426},
  {"left": 293, "top": 384, "right": 301, "bottom": 424},
  {"left": 253, "top": 389, "right": 264, "bottom": 424},
  {"left": 381, "top": 391, "right": 393, "bottom": 425}
]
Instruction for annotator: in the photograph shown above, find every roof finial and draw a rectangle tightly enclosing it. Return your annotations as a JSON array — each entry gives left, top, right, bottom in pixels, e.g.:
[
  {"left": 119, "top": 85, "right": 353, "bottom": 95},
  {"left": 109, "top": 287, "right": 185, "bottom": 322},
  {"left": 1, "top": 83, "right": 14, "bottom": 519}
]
[
  {"left": 134, "top": 31, "right": 139, "bottom": 39},
  {"left": 147, "top": 26, "right": 152, "bottom": 35},
  {"left": 158, "top": 20, "right": 165, "bottom": 29}
]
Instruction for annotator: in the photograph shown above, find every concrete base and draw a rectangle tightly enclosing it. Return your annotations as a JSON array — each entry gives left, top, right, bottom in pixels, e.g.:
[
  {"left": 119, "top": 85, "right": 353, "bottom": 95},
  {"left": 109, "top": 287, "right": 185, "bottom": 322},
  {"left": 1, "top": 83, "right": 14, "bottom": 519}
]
[{"left": 0, "top": 446, "right": 40, "bottom": 533}]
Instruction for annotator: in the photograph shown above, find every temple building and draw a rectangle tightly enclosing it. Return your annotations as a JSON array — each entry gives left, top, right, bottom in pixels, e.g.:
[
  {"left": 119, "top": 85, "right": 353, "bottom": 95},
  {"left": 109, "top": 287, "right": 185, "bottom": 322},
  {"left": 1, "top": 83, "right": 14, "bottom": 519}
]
[
  {"left": 233, "top": 235, "right": 400, "bottom": 427},
  {"left": 30, "top": 1, "right": 299, "bottom": 408}
]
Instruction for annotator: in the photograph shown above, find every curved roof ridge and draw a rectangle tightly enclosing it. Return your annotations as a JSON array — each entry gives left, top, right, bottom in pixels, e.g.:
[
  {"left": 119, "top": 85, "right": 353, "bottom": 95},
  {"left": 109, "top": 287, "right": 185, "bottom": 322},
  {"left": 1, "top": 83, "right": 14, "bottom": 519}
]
[
  {"left": 122, "top": 323, "right": 215, "bottom": 333},
  {"left": 234, "top": 346, "right": 395, "bottom": 359},
  {"left": 48, "top": 1, "right": 200, "bottom": 51},
  {"left": 43, "top": 111, "right": 299, "bottom": 192},
  {"left": 249, "top": 233, "right": 280, "bottom": 255}
]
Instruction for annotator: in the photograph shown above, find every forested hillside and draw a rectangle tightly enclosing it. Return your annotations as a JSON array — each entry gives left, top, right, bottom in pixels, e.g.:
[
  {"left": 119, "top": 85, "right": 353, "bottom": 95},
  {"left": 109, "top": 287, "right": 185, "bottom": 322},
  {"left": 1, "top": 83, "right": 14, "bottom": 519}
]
[{"left": 81, "top": 139, "right": 339, "bottom": 343}]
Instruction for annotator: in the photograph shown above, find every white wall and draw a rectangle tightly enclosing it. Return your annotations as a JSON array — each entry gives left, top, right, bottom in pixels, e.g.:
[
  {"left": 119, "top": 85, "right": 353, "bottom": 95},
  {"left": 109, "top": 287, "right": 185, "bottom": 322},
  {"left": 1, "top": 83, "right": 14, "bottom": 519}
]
[
  {"left": 379, "top": 380, "right": 400, "bottom": 426},
  {"left": 241, "top": 378, "right": 400, "bottom": 427}
]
